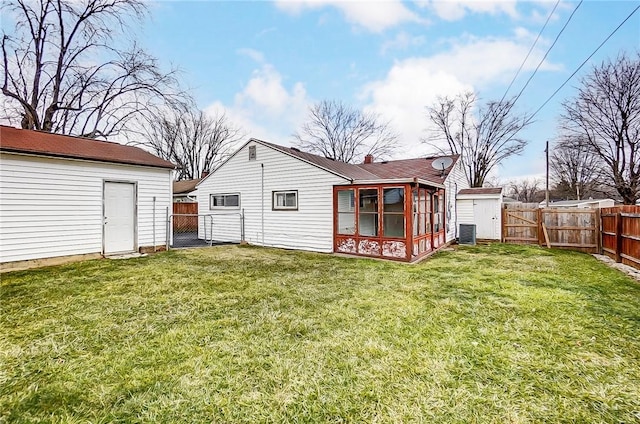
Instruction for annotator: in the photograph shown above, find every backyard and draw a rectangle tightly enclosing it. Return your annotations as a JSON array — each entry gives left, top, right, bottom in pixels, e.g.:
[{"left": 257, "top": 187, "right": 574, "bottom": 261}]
[{"left": 1, "top": 244, "right": 639, "bottom": 423}]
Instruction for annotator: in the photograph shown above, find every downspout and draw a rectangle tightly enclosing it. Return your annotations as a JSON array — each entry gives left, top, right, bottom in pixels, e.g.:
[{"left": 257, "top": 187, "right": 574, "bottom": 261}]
[
  {"left": 153, "top": 196, "right": 156, "bottom": 252},
  {"left": 454, "top": 182, "right": 458, "bottom": 240},
  {"left": 261, "top": 163, "right": 265, "bottom": 246}
]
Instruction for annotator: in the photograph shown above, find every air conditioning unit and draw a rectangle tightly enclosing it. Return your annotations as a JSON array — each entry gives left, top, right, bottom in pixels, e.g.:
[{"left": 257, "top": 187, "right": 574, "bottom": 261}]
[{"left": 459, "top": 224, "right": 476, "bottom": 245}]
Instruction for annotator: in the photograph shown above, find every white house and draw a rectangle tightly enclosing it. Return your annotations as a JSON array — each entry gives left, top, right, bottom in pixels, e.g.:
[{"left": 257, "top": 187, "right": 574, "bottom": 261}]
[
  {"left": 196, "top": 138, "right": 468, "bottom": 262},
  {"left": 456, "top": 187, "right": 503, "bottom": 240},
  {"left": 0, "top": 125, "right": 174, "bottom": 269}
]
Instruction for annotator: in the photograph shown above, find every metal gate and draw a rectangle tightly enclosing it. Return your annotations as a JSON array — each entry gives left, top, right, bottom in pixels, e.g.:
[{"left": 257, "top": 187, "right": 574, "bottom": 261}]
[{"left": 167, "top": 212, "right": 244, "bottom": 248}]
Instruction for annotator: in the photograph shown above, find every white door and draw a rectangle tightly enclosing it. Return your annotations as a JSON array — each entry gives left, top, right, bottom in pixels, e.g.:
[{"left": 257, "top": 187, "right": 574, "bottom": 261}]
[
  {"left": 104, "top": 182, "right": 136, "bottom": 254},
  {"left": 473, "top": 199, "right": 499, "bottom": 239}
]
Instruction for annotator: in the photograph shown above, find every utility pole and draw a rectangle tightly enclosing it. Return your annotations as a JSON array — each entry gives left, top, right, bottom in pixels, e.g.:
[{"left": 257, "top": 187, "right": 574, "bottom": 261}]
[{"left": 545, "top": 140, "right": 550, "bottom": 208}]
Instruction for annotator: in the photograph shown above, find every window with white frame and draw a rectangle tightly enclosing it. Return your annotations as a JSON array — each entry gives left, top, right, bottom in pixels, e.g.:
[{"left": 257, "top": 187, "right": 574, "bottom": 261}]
[
  {"left": 273, "top": 190, "right": 298, "bottom": 210},
  {"left": 210, "top": 193, "right": 240, "bottom": 209}
]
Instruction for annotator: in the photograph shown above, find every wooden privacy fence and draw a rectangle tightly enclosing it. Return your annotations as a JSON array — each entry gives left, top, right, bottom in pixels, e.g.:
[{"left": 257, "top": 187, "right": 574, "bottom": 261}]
[
  {"left": 173, "top": 202, "right": 198, "bottom": 232},
  {"left": 502, "top": 203, "right": 600, "bottom": 253},
  {"left": 601, "top": 205, "right": 640, "bottom": 269}
]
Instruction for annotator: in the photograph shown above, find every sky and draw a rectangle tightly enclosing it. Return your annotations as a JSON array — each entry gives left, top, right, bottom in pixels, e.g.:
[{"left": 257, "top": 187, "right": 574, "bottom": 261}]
[{"left": 140, "top": 1, "right": 637, "bottom": 182}]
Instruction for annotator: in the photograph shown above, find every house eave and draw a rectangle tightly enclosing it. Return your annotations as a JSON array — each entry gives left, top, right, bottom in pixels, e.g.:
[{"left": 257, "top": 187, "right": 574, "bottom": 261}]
[{"left": 348, "top": 178, "right": 445, "bottom": 189}]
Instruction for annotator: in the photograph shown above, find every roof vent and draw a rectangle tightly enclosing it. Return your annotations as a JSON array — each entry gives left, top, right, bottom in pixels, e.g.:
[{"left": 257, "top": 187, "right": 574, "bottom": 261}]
[
  {"left": 381, "top": 161, "right": 388, "bottom": 164},
  {"left": 459, "top": 224, "right": 476, "bottom": 245},
  {"left": 290, "top": 147, "right": 300, "bottom": 152}
]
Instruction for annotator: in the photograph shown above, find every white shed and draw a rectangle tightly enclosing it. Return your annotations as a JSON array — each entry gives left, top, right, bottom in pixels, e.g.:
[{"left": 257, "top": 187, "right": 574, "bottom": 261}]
[
  {"left": 197, "top": 138, "right": 468, "bottom": 262},
  {"left": 0, "top": 126, "right": 174, "bottom": 270},
  {"left": 456, "top": 187, "right": 503, "bottom": 240}
]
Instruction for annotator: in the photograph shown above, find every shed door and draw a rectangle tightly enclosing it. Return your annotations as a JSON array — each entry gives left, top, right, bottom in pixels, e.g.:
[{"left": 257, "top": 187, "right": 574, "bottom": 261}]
[
  {"left": 104, "top": 182, "right": 136, "bottom": 254},
  {"left": 473, "top": 199, "right": 499, "bottom": 240}
]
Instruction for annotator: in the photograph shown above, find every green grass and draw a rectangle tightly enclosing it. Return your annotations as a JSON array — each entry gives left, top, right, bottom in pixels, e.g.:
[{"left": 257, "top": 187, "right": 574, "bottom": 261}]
[{"left": 1, "top": 244, "right": 639, "bottom": 423}]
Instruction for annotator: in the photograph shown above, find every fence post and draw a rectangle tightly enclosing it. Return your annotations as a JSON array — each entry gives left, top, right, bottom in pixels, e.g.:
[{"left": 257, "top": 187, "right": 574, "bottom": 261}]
[
  {"left": 595, "top": 208, "right": 601, "bottom": 254},
  {"left": 615, "top": 212, "right": 623, "bottom": 263},
  {"left": 537, "top": 208, "right": 543, "bottom": 247},
  {"left": 166, "top": 206, "right": 170, "bottom": 251},
  {"left": 501, "top": 206, "right": 506, "bottom": 243}
]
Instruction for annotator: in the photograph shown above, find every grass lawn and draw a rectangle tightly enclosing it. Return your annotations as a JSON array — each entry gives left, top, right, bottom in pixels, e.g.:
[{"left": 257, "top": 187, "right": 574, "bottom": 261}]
[{"left": 1, "top": 244, "right": 640, "bottom": 423}]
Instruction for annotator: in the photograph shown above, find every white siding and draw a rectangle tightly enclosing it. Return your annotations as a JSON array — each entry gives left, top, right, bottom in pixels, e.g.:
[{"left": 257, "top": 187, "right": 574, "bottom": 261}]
[
  {"left": 0, "top": 153, "right": 172, "bottom": 263},
  {"left": 457, "top": 199, "right": 475, "bottom": 225},
  {"left": 197, "top": 142, "right": 348, "bottom": 253},
  {"left": 444, "top": 159, "right": 470, "bottom": 242}
]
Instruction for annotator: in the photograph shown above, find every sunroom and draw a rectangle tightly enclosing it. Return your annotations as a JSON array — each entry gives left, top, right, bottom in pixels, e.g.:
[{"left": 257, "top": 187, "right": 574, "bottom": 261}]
[{"left": 333, "top": 181, "right": 446, "bottom": 262}]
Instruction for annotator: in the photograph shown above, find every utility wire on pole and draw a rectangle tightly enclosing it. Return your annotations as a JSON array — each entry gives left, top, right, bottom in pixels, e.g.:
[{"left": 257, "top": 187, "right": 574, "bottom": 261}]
[
  {"left": 498, "top": 0, "right": 561, "bottom": 105},
  {"left": 528, "top": 3, "right": 640, "bottom": 123}
]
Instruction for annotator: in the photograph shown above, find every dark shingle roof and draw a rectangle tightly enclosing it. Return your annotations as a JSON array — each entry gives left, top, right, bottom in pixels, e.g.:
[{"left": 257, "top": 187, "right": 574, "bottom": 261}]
[
  {"left": 359, "top": 156, "right": 460, "bottom": 182},
  {"left": 257, "top": 139, "right": 458, "bottom": 183},
  {"left": 258, "top": 140, "right": 380, "bottom": 180},
  {"left": 458, "top": 187, "right": 503, "bottom": 195},
  {"left": 0, "top": 125, "right": 174, "bottom": 169}
]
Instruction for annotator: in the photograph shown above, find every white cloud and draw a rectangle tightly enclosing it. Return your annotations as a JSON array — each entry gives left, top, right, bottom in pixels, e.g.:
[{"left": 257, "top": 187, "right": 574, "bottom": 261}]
[
  {"left": 274, "top": 0, "right": 422, "bottom": 32},
  {"left": 421, "top": 34, "right": 561, "bottom": 87},
  {"left": 363, "top": 63, "right": 471, "bottom": 158},
  {"left": 380, "top": 31, "right": 426, "bottom": 55},
  {"left": 362, "top": 33, "right": 561, "bottom": 158},
  {"left": 418, "top": 0, "right": 519, "bottom": 21},
  {"left": 205, "top": 62, "right": 311, "bottom": 144},
  {"left": 237, "top": 48, "right": 266, "bottom": 64}
]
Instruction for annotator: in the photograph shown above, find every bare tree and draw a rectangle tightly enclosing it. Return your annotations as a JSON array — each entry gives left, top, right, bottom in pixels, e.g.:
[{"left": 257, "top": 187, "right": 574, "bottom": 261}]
[
  {"left": 293, "top": 100, "right": 398, "bottom": 163},
  {"left": 560, "top": 53, "right": 640, "bottom": 204},
  {"left": 507, "top": 178, "right": 544, "bottom": 203},
  {"left": 549, "top": 137, "right": 604, "bottom": 200},
  {"left": 140, "top": 106, "right": 244, "bottom": 181},
  {"left": 426, "top": 91, "right": 530, "bottom": 187},
  {"left": 1, "top": 0, "right": 183, "bottom": 138}
]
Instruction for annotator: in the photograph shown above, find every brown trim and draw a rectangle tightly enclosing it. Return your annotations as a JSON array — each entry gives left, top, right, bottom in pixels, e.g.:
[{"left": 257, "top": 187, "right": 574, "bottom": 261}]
[{"left": 333, "top": 182, "right": 448, "bottom": 262}]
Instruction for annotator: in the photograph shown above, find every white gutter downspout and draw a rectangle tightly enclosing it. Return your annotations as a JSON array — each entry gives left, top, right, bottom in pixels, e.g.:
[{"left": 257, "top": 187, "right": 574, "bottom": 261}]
[{"left": 261, "top": 163, "right": 265, "bottom": 245}]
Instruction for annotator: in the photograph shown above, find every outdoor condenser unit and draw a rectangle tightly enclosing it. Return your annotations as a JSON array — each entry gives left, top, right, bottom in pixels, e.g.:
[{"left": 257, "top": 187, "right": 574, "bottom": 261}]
[{"left": 458, "top": 224, "right": 476, "bottom": 245}]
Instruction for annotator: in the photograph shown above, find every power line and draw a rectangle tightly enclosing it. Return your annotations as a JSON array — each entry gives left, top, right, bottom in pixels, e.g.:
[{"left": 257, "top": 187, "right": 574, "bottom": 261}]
[
  {"left": 499, "top": 0, "right": 560, "bottom": 105},
  {"left": 528, "top": 3, "right": 640, "bottom": 123},
  {"left": 511, "top": 0, "right": 584, "bottom": 108}
]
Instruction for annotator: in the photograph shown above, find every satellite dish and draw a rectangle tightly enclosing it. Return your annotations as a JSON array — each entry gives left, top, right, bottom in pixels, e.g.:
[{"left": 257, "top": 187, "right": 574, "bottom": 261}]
[{"left": 431, "top": 157, "right": 453, "bottom": 175}]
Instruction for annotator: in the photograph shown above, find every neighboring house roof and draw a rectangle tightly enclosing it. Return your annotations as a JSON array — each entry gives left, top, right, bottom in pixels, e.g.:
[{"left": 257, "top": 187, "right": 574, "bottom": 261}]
[
  {"left": 458, "top": 187, "right": 503, "bottom": 195},
  {"left": 0, "top": 125, "right": 175, "bottom": 169},
  {"left": 173, "top": 178, "right": 202, "bottom": 195},
  {"left": 203, "top": 138, "right": 459, "bottom": 186},
  {"left": 542, "top": 199, "right": 614, "bottom": 207}
]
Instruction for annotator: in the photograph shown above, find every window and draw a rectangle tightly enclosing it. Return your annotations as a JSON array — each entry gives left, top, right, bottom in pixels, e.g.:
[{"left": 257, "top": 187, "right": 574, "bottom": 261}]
[
  {"left": 412, "top": 189, "right": 418, "bottom": 237},
  {"left": 358, "top": 188, "right": 378, "bottom": 236},
  {"left": 434, "top": 192, "right": 443, "bottom": 232},
  {"left": 420, "top": 190, "right": 428, "bottom": 235},
  {"left": 210, "top": 193, "right": 240, "bottom": 209},
  {"left": 383, "top": 187, "right": 404, "bottom": 238},
  {"left": 337, "top": 189, "right": 355, "bottom": 235},
  {"left": 425, "top": 190, "right": 431, "bottom": 234},
  {"left": 273, "top": 190, "right": 298, "bottom": 210}
]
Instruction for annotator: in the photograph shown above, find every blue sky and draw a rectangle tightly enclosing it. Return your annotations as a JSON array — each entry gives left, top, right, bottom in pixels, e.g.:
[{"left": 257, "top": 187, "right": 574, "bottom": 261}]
[{"left": 141, "top": 0, "right": 639, "bottom": 182}]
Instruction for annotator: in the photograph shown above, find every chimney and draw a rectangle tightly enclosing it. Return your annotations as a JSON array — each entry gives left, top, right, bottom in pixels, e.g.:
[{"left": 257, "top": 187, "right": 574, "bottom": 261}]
[
  {"left": 201, "top": 171, "right": 209, "bottom": 179},
  {"left": 364, "top": 154, "right": 374, "bottom": 164}
]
